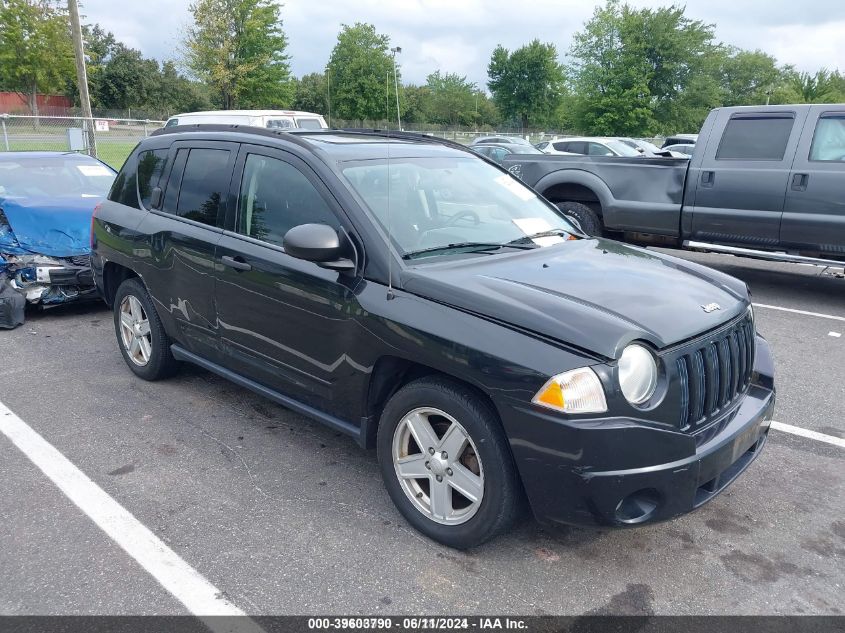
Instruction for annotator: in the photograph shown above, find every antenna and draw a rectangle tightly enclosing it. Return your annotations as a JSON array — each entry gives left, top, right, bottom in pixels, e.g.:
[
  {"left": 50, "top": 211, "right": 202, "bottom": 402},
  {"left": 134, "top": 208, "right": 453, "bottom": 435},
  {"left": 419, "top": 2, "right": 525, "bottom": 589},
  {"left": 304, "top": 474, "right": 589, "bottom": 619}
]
[{"left": 386, "top": 70, "right": 394, "bottom": 301}]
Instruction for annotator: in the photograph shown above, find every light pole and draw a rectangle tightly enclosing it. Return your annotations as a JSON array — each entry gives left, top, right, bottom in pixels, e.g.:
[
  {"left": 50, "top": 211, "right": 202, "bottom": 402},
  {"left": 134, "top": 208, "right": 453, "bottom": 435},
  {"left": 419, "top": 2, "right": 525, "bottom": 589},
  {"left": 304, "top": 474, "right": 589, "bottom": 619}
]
[{"left": 390, "top": 46, "right": 402, "bottom": 130}]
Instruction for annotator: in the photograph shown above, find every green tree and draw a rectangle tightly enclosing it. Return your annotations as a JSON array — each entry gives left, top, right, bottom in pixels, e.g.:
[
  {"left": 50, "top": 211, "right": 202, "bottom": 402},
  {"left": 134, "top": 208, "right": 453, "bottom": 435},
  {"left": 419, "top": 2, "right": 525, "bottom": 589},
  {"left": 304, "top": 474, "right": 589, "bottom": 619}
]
[
  {"left": 76, "top": 24, "right": 209, "bottom": 118},
  {"left": 183, "top": 0, "right": 293, "bottom": 109},
  {"left": 326, "top": 22, "right": 398, "bottom": 123},
  {"left": 568, "top": 1, "right": 654, "bottom": 135},
  {"left": 475, "top": 92, "right": 501, "bottom": 129},
  {"left": 487, "top": 39, "right": 565, "bottom": 129},
  {"left": 425, "top": 71, "right": 477, "bottom": 126},
  {"left": 568, "top": 1, "right": 723, "bottom": 135},
  {"left": 718, "top": 49, "right": 784, "bottom": 106},
  {"left": 788, "top": 69, "right": 845, "bottom": 103},
  {"left": 400, "top": 84, "right": 431, "bottom": 126},
  {"left": 146, "top": 61, "right": 211, "bottom": 118},
  {"left": 94, "top": 45, "right": 159, "bottom": 111},
  {"left": 292, "top": 72, "right": 328, "bottom": 115},
  {"left": 0, "top": 0, "right": 74, "bottom": 116}
]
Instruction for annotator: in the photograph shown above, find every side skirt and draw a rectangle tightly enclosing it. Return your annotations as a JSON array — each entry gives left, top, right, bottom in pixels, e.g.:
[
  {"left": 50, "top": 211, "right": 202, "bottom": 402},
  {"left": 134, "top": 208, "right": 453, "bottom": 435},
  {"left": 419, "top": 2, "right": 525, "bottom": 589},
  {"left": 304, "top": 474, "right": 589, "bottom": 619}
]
[{"left": 170, "top": 344, "right": 365, "bottom": 446}]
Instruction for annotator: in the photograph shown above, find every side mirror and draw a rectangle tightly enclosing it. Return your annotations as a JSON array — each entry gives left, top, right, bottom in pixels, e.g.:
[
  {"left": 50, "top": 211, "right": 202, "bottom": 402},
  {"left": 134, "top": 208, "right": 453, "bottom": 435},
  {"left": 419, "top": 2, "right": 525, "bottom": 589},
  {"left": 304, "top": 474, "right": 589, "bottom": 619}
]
[
  {"left": 283, "top": 223, "right": 354, "bottom": 271},
  {"left": 149, "top": 186, "right": 162, "bottom": 209}
]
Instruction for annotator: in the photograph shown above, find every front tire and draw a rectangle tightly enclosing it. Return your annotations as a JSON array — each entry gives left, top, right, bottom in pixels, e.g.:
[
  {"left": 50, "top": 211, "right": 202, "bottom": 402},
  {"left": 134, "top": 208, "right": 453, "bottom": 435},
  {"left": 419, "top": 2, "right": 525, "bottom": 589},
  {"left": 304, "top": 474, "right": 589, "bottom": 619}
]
[
  {"left": 556, "top": 201, "right": 603, "bottom": 237},
  {"left": 113, "top": 278, "right": 178, "bottom": 381},
  {"left": 377, "top": 377, "right": 522, "bottom": 549}
]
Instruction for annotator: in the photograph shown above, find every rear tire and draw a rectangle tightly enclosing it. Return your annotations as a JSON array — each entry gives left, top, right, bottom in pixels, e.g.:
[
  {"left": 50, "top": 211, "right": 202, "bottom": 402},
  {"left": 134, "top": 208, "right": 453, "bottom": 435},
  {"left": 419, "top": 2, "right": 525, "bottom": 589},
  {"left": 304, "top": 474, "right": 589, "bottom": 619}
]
[
  {"left": 113, "top": 278, "right": 178, "bottom": 381},
  {"left": 556, "top": 201, "right": 603, "bottom": 237},
  {"left": 377, "top": 376, "right": 522, "bottom": 549}
]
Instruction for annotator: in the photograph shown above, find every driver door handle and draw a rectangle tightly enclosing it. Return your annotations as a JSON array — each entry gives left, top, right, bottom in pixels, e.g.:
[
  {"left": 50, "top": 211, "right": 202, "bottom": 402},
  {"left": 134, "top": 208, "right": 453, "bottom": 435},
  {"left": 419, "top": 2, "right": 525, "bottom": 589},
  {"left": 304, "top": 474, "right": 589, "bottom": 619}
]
[
  {"left": 221, "top": 255, "right": 252, "bottom": 272},
  {"left": 791, "top": 173, "right": 809, "bottom": 191}
]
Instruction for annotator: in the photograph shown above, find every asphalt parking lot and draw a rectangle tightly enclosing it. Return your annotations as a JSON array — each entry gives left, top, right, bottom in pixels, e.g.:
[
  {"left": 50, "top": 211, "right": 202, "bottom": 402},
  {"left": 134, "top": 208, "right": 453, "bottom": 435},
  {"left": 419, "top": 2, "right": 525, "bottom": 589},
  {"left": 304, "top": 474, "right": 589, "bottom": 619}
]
[{"left": 1, "top": 249, "right": 843, "bottom": 616}]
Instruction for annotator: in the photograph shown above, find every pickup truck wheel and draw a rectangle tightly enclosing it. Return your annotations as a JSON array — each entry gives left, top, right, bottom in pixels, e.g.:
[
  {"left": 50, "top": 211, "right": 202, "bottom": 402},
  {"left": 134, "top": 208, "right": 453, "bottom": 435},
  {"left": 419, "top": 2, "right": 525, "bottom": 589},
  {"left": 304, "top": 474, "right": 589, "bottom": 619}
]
[
  {"left": 113, "top": 278, "right": 178, "bottom": 381},
  {"left": 377, "top": 377, "right": 522, "bottom": 549},
  {"left": 556, "top": 201, "right": 603, "bottom": 237}
]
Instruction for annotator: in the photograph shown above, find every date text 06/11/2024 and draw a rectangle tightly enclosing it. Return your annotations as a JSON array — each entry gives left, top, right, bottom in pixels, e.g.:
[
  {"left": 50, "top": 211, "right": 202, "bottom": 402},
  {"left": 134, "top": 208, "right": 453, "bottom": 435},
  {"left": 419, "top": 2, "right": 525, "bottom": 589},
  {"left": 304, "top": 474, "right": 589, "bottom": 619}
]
[{"left": 306, "top": 617, "right": 528, "bottom": 630}]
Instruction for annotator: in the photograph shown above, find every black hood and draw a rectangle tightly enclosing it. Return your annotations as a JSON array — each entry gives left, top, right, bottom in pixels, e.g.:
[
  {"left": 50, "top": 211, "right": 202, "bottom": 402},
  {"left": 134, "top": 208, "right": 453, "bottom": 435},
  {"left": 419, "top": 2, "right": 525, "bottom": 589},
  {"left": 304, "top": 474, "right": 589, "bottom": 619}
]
[{"left": 401, "top": 239, "right": 749, "bottom": 359}]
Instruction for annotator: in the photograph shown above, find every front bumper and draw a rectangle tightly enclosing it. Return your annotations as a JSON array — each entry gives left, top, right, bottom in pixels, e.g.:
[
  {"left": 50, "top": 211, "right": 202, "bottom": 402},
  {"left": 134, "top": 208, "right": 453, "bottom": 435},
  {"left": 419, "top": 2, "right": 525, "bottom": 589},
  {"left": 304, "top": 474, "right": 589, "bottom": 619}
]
[
  {"left": 4, "top": 257, "right": 95, "bottom": 305},
  {"left": 500, "top": 335, "right": 775, "bottom": 528}
]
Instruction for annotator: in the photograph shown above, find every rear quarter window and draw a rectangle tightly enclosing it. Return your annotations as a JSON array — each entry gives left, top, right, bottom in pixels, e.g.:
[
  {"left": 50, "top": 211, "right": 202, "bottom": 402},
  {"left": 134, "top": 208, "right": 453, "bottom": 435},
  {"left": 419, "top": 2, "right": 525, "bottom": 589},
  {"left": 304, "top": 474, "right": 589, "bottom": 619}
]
[
  {"left": 716, "top": 114, "right": 794, "bottom": 160},
  {"left": 137, "top": 149, "right": 169, "bottom": 209},
  {"left": 108, "top": 153, "right": 140, "bottom": 209}
]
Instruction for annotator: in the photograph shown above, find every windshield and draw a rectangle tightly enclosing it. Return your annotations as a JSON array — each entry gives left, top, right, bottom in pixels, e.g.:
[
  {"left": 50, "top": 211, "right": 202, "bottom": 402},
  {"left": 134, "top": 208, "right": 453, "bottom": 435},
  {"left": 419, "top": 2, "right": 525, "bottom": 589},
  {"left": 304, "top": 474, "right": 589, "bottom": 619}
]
[
  {"left": 341, "top": 156, "right": 578, "bottom": 258},
  {"left": 605, "top": 140, "right": 642, "bottom": 157},
  {"left": 0, "top": 157, "right": 115, "bottom": 198}
]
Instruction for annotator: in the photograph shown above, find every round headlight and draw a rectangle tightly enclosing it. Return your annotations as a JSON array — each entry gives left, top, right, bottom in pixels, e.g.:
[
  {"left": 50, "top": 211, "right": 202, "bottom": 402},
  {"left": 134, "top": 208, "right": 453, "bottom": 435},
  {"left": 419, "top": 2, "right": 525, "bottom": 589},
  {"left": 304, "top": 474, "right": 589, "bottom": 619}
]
[{"left": 618, "top": 344, "right": 658, "bottom": 405}]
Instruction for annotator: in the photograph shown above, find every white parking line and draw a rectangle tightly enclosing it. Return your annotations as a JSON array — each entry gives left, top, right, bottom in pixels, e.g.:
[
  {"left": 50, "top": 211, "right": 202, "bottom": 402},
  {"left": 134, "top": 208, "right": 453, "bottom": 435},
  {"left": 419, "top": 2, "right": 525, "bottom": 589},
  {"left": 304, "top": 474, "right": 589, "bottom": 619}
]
[
  {"left": 771, "top": 421, "right": 845, "bottom": 449},
  {"left": 753, "top": 303, "right": 845, "bottom": 322},
  {"left": 0, "top": 400, "right": 261, "bottom": 627}
]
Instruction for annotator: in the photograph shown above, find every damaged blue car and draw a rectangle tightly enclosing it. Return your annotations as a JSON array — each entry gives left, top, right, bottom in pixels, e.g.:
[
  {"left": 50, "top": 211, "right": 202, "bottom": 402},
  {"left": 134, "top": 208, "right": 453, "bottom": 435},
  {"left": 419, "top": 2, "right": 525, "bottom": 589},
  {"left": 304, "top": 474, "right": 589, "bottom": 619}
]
[{"left": 0, "top": 151, "right": 116, "bottom": 328}]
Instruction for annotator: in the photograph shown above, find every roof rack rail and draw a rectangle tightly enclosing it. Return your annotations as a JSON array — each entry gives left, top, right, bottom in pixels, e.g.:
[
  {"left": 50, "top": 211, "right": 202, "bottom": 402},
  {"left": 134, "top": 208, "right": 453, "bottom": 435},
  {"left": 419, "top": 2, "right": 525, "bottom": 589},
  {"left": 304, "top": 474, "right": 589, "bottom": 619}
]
[
  {"left": 148, "top": 124, "right": 473, "bottom": 155},
  {"left": 336, "top": 128, "right": 472, "bottom": 153},
  {"left": 149, "top": 123, "right": 318, "bottom": 152}
]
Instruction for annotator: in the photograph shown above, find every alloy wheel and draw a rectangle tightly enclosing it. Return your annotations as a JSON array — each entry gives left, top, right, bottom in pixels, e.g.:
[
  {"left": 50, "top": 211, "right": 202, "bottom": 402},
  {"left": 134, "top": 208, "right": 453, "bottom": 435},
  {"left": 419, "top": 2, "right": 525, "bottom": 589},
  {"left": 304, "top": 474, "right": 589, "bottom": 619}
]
[
  {"left": 392, "top": 407, "right": 485, "bottom": 525},
  {"left": 118, "top": 295, "right": 152, "bottom": 367}
]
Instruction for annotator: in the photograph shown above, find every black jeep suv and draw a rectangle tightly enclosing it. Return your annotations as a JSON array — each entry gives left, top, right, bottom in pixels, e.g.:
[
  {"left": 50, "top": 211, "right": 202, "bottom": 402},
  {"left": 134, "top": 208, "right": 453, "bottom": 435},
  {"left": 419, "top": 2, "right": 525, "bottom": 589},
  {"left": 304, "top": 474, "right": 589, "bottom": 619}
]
[{"left": 92, "top": 126, "right": 775, "bottom": 549}]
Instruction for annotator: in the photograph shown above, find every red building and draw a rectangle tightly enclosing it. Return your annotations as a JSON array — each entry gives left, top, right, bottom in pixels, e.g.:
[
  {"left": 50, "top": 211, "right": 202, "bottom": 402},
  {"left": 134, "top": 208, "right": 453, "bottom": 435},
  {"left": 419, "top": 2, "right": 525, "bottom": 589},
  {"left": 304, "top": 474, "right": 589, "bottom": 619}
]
[{"left": 0, "top": 92, "right": 73, "bottom": 116}]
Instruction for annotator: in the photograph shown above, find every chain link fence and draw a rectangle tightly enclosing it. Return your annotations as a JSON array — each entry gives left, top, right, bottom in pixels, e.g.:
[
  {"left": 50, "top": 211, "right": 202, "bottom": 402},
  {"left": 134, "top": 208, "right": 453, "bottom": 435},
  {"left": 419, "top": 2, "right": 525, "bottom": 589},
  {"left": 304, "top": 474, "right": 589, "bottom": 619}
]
[
  {"left": 0, "top": 114, "right": 668, "bottom": 166},
  {"left": 0, "top": 115, "right": 165, "bottom": 169}
]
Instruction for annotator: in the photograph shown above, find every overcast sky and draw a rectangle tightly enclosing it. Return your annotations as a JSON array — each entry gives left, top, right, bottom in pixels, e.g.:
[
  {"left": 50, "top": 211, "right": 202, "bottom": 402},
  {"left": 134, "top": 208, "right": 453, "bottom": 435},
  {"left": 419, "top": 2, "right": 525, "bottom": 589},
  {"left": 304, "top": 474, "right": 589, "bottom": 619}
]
[{"left": 80, "top": 0, "right": 845, "bottom": 88}]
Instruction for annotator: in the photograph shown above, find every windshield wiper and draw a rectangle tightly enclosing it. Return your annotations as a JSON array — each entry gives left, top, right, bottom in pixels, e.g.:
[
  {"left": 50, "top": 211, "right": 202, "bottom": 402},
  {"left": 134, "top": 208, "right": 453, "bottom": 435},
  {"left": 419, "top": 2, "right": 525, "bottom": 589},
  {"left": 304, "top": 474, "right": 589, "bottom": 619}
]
[
  {"left": 506, "top": 228, "right": 572, "bottom": 245},
  {"left": 402, "top": 241, "right": 534, "bottom": 260}
]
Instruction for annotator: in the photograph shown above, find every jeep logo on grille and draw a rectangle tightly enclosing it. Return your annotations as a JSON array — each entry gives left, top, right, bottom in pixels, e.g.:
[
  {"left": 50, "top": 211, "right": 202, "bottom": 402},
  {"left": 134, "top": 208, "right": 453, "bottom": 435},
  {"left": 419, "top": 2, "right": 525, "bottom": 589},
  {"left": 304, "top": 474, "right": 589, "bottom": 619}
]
[{"left": 701, "top": 303, "right": 721, "bottom": 313}]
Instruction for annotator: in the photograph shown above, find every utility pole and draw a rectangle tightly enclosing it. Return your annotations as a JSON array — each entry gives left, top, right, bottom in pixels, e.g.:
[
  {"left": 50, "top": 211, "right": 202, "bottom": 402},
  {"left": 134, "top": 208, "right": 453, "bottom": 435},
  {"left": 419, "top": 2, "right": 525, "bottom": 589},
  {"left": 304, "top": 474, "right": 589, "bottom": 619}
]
[
  {"left": 68, "top": 0, "right": 96, "bottom": 157},
  {"left": 326, "top": 67, "right": 332, "bottom": 127},
  {"left": 390, "top": 47, "right": 402, "bottom": 130}
]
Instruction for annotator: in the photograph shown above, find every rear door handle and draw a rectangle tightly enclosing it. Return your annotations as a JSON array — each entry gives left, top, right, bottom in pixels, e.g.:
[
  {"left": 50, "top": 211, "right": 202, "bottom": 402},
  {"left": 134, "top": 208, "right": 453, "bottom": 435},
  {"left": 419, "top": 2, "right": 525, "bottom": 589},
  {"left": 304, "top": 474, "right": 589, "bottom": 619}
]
[
  {"left": 700, "top": 171, "right": 715, "bottom": 187},
  {"left": 791, "top": 173, "right": 809, "bottom": 191},
  {"left": 221, "top": 255, "right": 252, "bottom": 272}
]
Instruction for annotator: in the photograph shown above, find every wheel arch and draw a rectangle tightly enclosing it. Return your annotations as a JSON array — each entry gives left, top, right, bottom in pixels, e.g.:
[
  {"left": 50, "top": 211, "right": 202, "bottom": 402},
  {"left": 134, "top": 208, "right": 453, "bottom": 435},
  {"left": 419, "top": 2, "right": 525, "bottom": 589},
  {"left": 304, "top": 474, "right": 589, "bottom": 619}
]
[
  {"left": 102, "top": 262, "right": 140, "bottom": 307},
  {"left": 362, "top": 355, "right": 505, "bottom": 451},
  {"left": 536, "top": 170, "right": 614, "bottom": 218}
]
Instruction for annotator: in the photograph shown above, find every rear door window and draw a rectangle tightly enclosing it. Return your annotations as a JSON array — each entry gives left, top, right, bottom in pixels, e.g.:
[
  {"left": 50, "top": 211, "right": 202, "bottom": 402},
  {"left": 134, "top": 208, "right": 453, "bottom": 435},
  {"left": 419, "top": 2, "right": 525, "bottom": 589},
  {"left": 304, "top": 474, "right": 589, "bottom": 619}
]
[
  {"left": 164, "top": 148, "right": 233, "bottom": 227},
  {"left": 809, "top": 114, "right": 845, "bottom": 162},
  {"left": 716, "top": 114, "right": 795, "bottom": 160}
]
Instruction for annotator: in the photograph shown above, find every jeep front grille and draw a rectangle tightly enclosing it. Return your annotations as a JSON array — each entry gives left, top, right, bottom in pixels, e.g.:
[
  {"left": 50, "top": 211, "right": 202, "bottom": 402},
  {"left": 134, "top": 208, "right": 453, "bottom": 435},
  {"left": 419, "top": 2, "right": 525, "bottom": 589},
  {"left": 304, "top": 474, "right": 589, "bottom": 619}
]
[{"left": 676, "top": 314, "right": 755, "bottom": 430}]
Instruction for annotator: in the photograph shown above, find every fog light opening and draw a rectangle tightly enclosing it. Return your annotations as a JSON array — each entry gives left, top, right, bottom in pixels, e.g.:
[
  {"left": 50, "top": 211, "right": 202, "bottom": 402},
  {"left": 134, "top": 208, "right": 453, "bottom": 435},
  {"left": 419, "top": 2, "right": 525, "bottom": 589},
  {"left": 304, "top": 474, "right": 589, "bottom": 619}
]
[{"left": 615, "top": 488, "right": 661, "bottom": 524}]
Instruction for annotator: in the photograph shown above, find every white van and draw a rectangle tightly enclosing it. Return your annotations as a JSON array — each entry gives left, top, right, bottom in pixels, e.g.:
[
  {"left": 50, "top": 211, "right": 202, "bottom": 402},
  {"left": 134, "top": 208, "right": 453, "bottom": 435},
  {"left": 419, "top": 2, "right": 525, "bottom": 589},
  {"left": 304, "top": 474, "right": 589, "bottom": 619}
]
[{"left": 164, "top": 110, "right": 328, "bottom": 130}]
